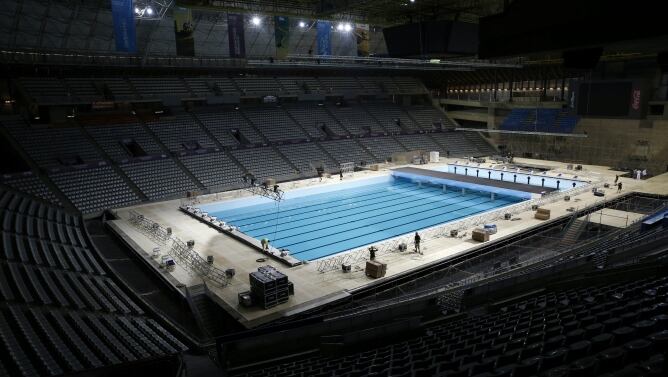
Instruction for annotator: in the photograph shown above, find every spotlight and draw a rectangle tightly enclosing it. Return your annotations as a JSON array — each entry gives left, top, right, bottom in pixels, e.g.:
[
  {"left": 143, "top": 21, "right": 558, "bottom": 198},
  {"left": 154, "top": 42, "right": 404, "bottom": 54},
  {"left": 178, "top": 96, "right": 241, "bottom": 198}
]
[
  {"left": 251, "top": 16, "right": 261, "bottom": 26},
  {"left": 336, "top": 23, "right": 344, "bottom": 31},
  {"left": 146, "top": 7, "right": 153, "bottom": 15},
  {"left": 298, "top": 21, "right": 306, "bottom": 28},
  {"left": 343, "top": 23, "right": 352, "bottom": 32},
  {"left": 134, "top": 7, "right": 140, "bottom": 14},
  {"left": 410, "top": 0, "right": 415, "bottom": 2}
]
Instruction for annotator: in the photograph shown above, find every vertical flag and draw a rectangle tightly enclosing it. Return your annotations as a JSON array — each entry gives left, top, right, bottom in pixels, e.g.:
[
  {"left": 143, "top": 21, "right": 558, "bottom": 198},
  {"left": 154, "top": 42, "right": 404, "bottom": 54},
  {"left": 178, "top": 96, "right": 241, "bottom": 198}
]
[
  {"left": 173, "top": 7, "right": 195, "bottom": 56},
  {"left": 228, "top": 13, "right": 246, "bottom": 58},
  {"left": 274, "top": 16, "right": 290, "bottom": 59},
  {"left": 316, "top": 21, "right": 332, "bottom": 56},
  {"left": 355, "top": 23, "right": 370, "bottom": 57},
  {"left": 111, "top": 0, "right": 137, "bottom": 53}
]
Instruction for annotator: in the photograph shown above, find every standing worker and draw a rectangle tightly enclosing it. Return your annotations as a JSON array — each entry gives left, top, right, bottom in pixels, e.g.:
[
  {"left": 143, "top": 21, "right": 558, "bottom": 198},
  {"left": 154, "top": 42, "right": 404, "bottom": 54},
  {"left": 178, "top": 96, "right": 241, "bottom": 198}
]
[
  {"left": 414, "top": 232, "right": 422, "bottom": 254},
  {"left": 614, "top": 175, "right": 619, "bottom": 184},
  {"left": 261, "top": 238, "right": 270, "bottom": 252},
  {"left": 339, "top": 169, "right": 343, "bottom": 180},
  {"left": 617, "top": 181, "right": 623, "bottom": 193}
]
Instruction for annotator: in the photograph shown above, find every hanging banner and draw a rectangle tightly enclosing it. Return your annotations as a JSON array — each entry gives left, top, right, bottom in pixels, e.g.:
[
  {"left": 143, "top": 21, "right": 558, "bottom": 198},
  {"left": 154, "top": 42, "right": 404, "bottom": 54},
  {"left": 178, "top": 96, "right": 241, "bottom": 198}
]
[
  {"left": 355, "top": 23, "right": 370, "bottom": 57},
  {"left": 173, "top": 7, "right": 195, "bottom": 56},
  {"left": 274, "top": 16, "right": 290, "bottom": 59},
  {"left": 228, "top": 13, "right": 246, "bottom": 58},
  {"left": 316, "top": 20, "right": 332, "bottom": 56},
  {"left": 111, "top": 0, "right": 137, "bottom": 53}
]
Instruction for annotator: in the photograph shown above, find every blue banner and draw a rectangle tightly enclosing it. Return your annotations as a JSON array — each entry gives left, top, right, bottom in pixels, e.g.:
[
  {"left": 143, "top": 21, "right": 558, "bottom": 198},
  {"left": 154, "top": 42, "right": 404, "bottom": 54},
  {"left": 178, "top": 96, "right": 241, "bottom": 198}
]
[
  {"left": 317, "top": 21, "right": 332, "bottom": 56},
  {"left": 111, "top": 0, "right": 137, "bottom": 53},
  {"left": 228, "top": 13, "right": 246, "bottom": 58}
]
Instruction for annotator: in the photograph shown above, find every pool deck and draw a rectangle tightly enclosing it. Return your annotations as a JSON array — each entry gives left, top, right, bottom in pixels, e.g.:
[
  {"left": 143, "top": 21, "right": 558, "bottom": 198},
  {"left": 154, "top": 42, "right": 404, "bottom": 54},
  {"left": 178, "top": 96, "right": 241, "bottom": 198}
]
[
  {"left": 110, "top": 158, "right": 667, "bottom": 329},
  {"left": 392, "top": 166, "right": 558, "bottom": 194}
]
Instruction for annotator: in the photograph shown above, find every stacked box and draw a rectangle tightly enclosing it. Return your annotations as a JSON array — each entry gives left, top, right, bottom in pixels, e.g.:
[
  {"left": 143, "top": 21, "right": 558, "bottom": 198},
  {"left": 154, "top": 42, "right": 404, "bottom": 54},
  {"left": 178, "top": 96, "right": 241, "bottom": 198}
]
[
  {"left": 365, "top": 260, "right": 387, "bottom": 278},
  {"left": 250, "top": 266, "right": 290, "bottom": 309}
]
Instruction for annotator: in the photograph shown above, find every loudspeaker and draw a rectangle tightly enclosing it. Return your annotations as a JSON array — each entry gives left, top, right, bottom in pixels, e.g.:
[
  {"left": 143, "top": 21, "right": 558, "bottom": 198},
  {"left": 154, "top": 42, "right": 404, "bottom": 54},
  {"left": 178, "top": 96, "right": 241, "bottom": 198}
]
[{"left": 563, "top": 47, "right": 603, "bottom": 70}]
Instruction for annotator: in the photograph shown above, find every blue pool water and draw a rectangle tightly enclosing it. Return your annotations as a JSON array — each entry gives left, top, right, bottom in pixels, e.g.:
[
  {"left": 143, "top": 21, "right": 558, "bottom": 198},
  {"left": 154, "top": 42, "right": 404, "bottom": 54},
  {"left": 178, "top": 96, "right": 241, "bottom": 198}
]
[{"left": 203, "top": 176, "right": 525, "bottom": 261}]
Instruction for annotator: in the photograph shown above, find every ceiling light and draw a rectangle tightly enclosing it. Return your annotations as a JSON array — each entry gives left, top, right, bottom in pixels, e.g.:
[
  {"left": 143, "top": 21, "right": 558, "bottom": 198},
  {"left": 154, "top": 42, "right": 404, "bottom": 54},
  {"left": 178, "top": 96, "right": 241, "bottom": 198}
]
[
  {"left": 251, "top": 16, "right": 261, "bottom": 26},
  {"left": 146, "top": 7, "right": 153, "bottom": 15},
  {"left": 337, "top": 23, "right": 344, "bottom": 31},
  {"left": 343, "top": 23, "right": 352, "bottom": 32},
  {"left": 298, "top": 21, "right": 306, "bottom": 28}
]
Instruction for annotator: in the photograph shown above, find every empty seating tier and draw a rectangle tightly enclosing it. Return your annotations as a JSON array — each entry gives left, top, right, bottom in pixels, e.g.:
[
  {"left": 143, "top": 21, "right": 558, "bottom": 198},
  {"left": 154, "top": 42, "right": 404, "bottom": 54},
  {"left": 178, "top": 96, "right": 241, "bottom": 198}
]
[
  {"left": 277, "top": 143, "right": 338, "bottom": 175},
  {"left": 87, "top": 122, "right": 164, "bottom": 161},
  {"left": 319, "top": 139, "right": 378, "bottom": 165},
  {"left": 180, "top": 152, "right": 244, "bottom": 190},
  {"left": 146, "top": 114, "right": 216, "bottom": 153},
  {"left": 121, "top": 159, "right": 199, "bottom": 201},
  {"left": 232, "top": 147, "right": 296, "bottom": 181}
]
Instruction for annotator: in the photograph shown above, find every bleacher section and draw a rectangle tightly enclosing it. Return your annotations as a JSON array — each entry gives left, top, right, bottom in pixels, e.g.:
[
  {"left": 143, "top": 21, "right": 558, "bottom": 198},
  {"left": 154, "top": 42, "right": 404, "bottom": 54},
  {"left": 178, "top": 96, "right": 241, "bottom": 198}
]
[
  {"left": 87, "top": 122, "right": 164, "bottom": 161},
  {"left": 430, "top": 132, "right": 485, "bottom": 156},
  {"left": 243, "top": 106, "right": 308, "bottom": 142},
  {"left": 194, "top": 108, "right": 265, "bottom": 146},
  {"left": 358, "top": 137, "right": 407, "bottom": 161},
  {"left": 120, "top": 159, "right": 199, "bottom": 201},
  {"left": 501, "top": 108, "right": 580, "bottom": 134},
  {"left": 129, "top": 77, "right": 191, "bottom": 99},
  {"left": 232, "top": 147, "right": 296, "bottom": 180},
  {"left": 364, "top": 102, "right": 417, "bottom": 133},
  {"left": 99, "top": 78, "right": 137, "bottom": 101},
  {"left": 1, "top": 174, "right": 61, "bottom": 206},
  {"left": 49, "top": 166, "right": 141, "bottom": 213},
  {"left": 2, "top": 118, "right": 103, "bottom": 168},
  {"left": 19, "top": 77, "right": 69, "bottom": 103},
  {"left": 146, "top": 114, "right": 216, "bottom": 153},
  {"left": 320, "top": 140, "right": 378, "bottom": 165},
  {"left": 277, "top": 143, "right": 337, "bottom": 175},
  {"left": 283, "top": 103, "right": 341, "bottom": 138},
  {"left": 328, "top": 103, "right": 385, "bottom": 135},
  {"left": 318, "top": 77, "right": 363, "bottom": 93},
  {"left": 0, "top": 188, "right": 187, "bottom": 376},
  {"left": 396, "top": 134, "right": 443, "bottom": 153},
  {"left": 234, "top": 76, "right": 282, "bottom": 96},
  {"left": 406, "top": 106, "right": 450, "bottom": 130},
  {"left": 180, "top": 152, "right": 244, "bottom": 190},
  {"left": 233, "top": 272, "right": 668, "bottom": 377},
  {"left": 64, "top": 78, "right": 104, "bottom": 102}
]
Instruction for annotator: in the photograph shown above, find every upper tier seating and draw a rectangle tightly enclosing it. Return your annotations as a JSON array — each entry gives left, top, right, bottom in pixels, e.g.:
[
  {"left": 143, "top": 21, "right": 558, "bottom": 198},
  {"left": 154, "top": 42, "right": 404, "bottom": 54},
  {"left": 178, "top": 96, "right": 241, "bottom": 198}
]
[
  {"left": 234, "top": 76, "right": 282, "bottom": 96},
  {"left": 146, "top": 114, "right": 216, "bottom": 153},
  {"left": 120, "top": 159, "right": 199, "bottom": 201},
  {"left": 99, "top": 78, "right": 137, "bottom": 100},
  {"left": 243, "top": 106, "right": 308, "bottom": 142},
  {"left": 318, "top": 77, "right": 363, "bottom": 93},
  {"left": 430, "top": 132, "right": 484, "bottom": 156},
  {"left": 49, "top": 166, "right": 141, "bottom": 213},
  {"left": 393, "top": 76, "right": 428, "bottom": 93},
  {"left": 18, "top": 78, "right": 69, "bottom": 103},
  {"left": 233, "top": 272, "right": 668, "bottom": 377},
  {"left": 129, "top": 77, "right": 192, "bottom": 99},
  {"left": 0, "top": 188, "right": 187, "bottom": 377},
  {"left": 406, "top": 106, "right": 449, "bottom": 130},
  {"left": 87, "top": 122, "right": 164, "bottom": 161},
  {"left": 2, "top": 117, "right": 103, "bottom": 168},
  {"left": 64, "top": 78, "right": 104, "bottom": 102},
  {"left": 396, "top": 134, "right": 443, "bottom": 153}
]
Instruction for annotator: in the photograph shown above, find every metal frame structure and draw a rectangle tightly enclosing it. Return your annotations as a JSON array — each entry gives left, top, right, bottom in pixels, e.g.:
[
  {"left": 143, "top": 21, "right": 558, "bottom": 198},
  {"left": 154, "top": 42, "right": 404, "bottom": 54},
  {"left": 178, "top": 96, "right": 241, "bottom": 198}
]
[{"left": 128, "top": 210, "right": 231, "bottom": 286}]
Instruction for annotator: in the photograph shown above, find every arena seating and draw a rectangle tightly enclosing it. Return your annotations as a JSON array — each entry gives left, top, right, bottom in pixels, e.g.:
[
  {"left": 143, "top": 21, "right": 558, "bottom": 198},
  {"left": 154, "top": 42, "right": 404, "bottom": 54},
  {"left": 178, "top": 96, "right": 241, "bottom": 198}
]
[
  {"left": 320, "top": 140, "right": 378, "bottom": 165},
  {"left": 64, "top": 78, "right": 104, "bottom": 102},
  {"left": 283, "top": 103, "right": 342, "bottom": 138},
  {"left": 234, "top": 76, "right": 283, "bottom": 96},
  {"left": 328, "top": 103, "right": 386, "bottom": 135},
  {"left": 194, "top": 107, "right": 265, "bottom": 146},
  {"left": 319, "top": 77, "right": 364, "bottom": 93},
  {"left": 146, "top": 114, "right": 216, "bottom": 153},
  {"left": 86, "top": 122, "right": 164, "bottom": 161},
  {"left": 49, "top": 166, "right": 141, "bottom": 213},
  {"left": 2, "top": 117, "right": 103, "bottom": 168},
  {"left": 18, "top": 77, "right": 70, "bottom": 104},
  {"left": 98, "top": 78, "right": 138, "bottom": 101},
  {"left": 396, "top": 134, "right": 444, "bottom": 153},
  {"left": 358, "top": 137, "right": 408, "bottom": 162},
  {"left": 180, "top": 152, "right": 245, "bottom": 190},
  {"left": 242, "top": 105, "right": 309, "bottom": 142},
  {"left": 406, "top": 106, "right": 452, "bottom": 130},
  {"left": 232, "top": 271, "right": 668, "bottom": 377},
  {"left": 1, "top": 173, "right": 61, "bottom": 206},
  {"left": 120, "top": 159, "right": 200, "bottom": 201},
  {"left": 430, "top": 132, "right": 487, "bottom": 156},
  {"left": 232, "top": 147, "right": 297, "bottom": 181},
  {"left": 277, "top": 143, "right": 338, "bottom": 175},
  {"left": 0, "top": 188, "right": 187, "bottom": 376},
  {"left": 364, "top": 102, "right": 418, "bottom": 133},
  {"left": 129, "top": 77, "right": 192, "bottom": 99}
]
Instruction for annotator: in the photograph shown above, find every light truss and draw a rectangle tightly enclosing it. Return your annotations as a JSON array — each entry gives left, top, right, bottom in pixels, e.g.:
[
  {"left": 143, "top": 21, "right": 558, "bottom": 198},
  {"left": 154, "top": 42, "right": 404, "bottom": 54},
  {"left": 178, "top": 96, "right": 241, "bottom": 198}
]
[
  {"left": 244, "top": 183, "right": 285, "bottom": 202},
  {"left": 134, "top": 0, "right": 173, "bottom": 20}
]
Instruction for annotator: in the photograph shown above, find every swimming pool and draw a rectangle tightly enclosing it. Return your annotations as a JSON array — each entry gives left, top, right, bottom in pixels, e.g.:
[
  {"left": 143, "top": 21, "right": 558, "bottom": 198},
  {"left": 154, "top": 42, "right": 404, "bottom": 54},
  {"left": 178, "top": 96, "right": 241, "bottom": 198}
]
[{"left": 202, "top": 175, "right": 526, "bottom": 261}]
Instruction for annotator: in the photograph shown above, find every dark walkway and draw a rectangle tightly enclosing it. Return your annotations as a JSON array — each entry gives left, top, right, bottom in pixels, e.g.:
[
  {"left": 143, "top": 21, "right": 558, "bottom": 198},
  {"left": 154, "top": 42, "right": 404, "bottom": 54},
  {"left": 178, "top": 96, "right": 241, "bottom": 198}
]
[{"left": 392, "top": 167, "right": 557, "bottom": 194}]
